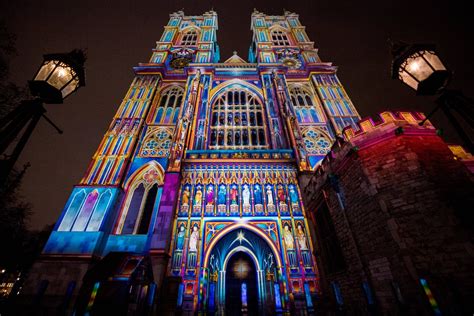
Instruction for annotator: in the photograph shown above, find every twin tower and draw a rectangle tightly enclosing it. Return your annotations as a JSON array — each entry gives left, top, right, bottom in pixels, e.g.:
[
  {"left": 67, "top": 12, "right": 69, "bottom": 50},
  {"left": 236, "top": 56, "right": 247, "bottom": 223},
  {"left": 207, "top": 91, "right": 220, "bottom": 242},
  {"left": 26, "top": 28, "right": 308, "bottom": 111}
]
[{"left": 24, "top": 9, "right": 361, "bottom": 315}]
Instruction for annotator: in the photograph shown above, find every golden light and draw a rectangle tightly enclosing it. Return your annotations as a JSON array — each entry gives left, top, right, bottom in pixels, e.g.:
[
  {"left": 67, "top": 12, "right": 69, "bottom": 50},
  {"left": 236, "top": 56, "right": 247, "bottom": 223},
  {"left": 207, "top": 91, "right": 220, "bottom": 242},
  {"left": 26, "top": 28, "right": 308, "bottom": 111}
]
[
  {"left": 408, "top": 60, "right": 420, "bottom": 72},
  {"left": 391, "top": 42, "right": 451, "bottom": 95},
  {"left": 29, "top": 50, "right": 86, "bottom": 103},
  {"left": 233, "top": 259, "right": 250, "bottom": 279}
]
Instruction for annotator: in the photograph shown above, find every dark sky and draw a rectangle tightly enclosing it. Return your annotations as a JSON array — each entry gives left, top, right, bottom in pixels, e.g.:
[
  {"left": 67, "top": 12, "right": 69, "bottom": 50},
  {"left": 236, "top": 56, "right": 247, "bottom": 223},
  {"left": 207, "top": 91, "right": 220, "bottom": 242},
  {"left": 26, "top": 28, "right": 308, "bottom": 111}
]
[{"left": 1, "top": 0, "right": 473, "bottom": 230}]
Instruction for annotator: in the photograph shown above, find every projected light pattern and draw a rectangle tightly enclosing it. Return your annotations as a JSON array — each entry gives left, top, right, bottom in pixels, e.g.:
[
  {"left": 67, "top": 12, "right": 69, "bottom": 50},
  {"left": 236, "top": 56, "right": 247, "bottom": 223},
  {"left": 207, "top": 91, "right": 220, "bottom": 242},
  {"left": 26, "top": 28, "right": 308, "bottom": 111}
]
[
  {"left": 40, "top": 8, "right": 362, "bottom": 315},
  {"left": 233, "top": 259, "right": 250, "bottom": 279}
]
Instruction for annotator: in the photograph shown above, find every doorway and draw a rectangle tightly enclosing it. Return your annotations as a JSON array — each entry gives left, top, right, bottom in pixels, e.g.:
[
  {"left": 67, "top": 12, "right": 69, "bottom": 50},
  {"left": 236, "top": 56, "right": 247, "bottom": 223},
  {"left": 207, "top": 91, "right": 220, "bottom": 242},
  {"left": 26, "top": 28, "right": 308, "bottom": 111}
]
[{"left": 225, "top": 251, "right": 259, "bottom": 315}]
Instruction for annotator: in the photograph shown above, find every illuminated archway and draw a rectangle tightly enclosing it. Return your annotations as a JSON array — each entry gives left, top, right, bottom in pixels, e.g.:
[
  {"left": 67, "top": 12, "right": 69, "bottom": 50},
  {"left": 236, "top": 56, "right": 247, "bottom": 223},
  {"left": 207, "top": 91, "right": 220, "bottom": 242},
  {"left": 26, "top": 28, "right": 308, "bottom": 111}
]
[
  {"left": 204, "top": 227, "right": 282, "bottom": 313},
  {"left": 203, "top": 223, "right": 282, "bottom": 269}
]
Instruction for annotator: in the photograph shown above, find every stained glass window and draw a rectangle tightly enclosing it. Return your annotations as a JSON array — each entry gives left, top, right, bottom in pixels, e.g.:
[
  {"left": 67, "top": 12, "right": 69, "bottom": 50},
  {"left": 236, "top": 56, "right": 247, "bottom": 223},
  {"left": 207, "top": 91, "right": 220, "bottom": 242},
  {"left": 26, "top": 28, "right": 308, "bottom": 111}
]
[
  {"left": 289, "top": 85, "right": 321, "bottom": 124},
  {"left": 152, "top": 86, "right": 183, "bottom": 124},
  {"left": 271, "top": 30, "right": 290, "bottom": 46},
  {"left": 181, "top": 30, "right": 198, "bottom": 46},
  {"left": 210, "top": 88, "right": 267, "bottom": 149}
]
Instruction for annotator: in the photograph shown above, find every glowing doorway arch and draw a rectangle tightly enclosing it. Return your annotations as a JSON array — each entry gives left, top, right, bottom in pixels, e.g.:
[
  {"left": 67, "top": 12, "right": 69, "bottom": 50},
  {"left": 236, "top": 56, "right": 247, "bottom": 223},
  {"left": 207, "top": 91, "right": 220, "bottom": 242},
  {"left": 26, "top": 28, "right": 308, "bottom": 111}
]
[
  {"left": 204, "top": 226, "right": 282, "bottom": 313},
  {"left": 203, "top": 223, "right": 283, "bottom": 269}
]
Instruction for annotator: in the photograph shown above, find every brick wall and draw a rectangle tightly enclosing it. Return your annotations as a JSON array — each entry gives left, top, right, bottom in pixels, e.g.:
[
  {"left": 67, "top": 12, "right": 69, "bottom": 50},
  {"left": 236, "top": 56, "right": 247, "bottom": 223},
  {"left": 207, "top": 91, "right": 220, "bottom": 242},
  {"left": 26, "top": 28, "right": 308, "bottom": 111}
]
[{"left": 301, "top": 112, "right": 474, "bottom": 315}]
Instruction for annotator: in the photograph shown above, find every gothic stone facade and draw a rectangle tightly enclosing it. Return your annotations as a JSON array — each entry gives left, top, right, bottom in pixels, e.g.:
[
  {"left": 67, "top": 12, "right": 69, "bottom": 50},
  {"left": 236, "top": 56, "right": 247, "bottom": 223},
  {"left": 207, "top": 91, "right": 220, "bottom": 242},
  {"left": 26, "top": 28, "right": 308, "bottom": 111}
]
[{"left": 20, "top": 10, "right": 360, "bottom": 315}]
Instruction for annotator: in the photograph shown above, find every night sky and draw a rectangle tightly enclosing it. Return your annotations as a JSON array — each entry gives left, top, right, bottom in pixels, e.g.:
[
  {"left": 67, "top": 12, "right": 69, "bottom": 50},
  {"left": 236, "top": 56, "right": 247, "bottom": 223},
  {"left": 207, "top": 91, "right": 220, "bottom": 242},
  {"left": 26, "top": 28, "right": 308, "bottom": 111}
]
[{"left": 1, "top": 0, "right": 473, "bottom": 230}]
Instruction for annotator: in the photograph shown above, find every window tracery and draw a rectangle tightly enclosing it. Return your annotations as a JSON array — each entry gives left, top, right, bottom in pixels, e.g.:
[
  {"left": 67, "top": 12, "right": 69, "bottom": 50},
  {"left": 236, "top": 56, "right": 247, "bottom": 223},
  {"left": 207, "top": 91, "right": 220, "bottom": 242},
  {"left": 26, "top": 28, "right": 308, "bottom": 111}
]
[
  {"left": 152, "top": 86, "right": 183, "bottom": 124},
  {"left": 181, "top": 30, "right": 198, "bottom": 46},
  {"left": 210, "top": 88, "right": 267, "bottom": 149},
  {"left": 140, "top": 127, "right": 174, "bottom": 157},
  {"left": 301, "top": 128, "right": 332, "bottom": 155},
  {"left": 271, "top": 30, "right": 290, "bottom": 46},
  {"left": 289, "top": 85, "right": 322, "bottom": 124}
]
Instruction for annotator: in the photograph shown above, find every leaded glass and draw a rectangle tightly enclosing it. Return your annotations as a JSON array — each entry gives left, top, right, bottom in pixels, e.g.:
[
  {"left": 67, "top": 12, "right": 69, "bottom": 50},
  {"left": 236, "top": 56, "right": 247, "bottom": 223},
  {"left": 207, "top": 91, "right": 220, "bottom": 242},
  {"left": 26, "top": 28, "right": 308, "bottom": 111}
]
[
  {"left": 181, "top": 30, "right": 198, "bottom": 46},
  {"left": 271, "top": 30, "right": 290, "bottom": 46},
  {"left": 289, "top": 85, "right": 321, "bottom": 124},
  {"left": 152, "top": 86, "right": 183, "bottom": 124},
  {"left": 210, "top": 88, "right": 267, "bottom": 149}
]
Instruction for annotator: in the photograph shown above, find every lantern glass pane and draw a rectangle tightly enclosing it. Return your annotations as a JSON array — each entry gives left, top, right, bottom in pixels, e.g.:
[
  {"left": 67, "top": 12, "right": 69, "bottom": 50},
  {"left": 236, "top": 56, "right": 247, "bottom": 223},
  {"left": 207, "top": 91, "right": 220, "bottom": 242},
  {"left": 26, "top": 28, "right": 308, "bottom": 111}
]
[
  {"left": 61, "top": 77, "right": 80, "bottom": 98},
  {"left": 47, "top": 62, "right": 75, "bottom": 90},
  {"left": 399, "top": 69, "right": 419, "bottom": 91},
  {"left": 423, "top": 51, "right": 446, "bottom": 71},
  {"left": 404, "top": 53, "right": 433, "bottom": 82},
  {"left": 35, "top": 61, "right": 56, "bottom": 81}
]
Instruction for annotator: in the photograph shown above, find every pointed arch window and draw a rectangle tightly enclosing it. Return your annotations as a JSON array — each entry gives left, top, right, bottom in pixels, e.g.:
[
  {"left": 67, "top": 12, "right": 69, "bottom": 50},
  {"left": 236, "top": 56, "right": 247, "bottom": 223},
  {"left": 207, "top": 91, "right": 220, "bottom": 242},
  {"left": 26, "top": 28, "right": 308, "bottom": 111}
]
[
  {"left": 289, "top": 85, "right": 322, "bottom": 124},
  {"left": 151, "top": 86, "right": 183, "bottom": 124},
  {"left": 122, "top": 184, "right": 145, "bottom": 234},
  {"left": 136, "top": 184, "right": 158, "bottom": 234},
  {"left": 118, "top": 168, "right": 163, "bottom": 235},
  {"left": 58, "top": 189, "right": 86, "bottom": 231},
  {"left": 210, "top": 87, "right": 268, "bottom": 149},
  {"left": 271, "top": 30, "right": 290, "bottom": 46},
  {"left": 181, "top": 30, "right": 198, "bottom": 46},
  {"left": 71, "top": 190, "right": 99, "bottom": 231},
  {"left": 86, "top": 189, "right": 113, "bottom": 231}
]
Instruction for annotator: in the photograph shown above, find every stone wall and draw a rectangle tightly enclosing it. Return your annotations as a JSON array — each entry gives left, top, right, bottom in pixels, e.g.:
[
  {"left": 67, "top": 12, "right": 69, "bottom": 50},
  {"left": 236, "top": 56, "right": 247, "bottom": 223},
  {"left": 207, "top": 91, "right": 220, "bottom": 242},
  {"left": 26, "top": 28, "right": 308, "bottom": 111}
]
[
  {"left": 301, "top": 111, "right": 474, "bottom": 315},
  {"left": 16, "top": 257, "right": 91, "bottom": 315}
]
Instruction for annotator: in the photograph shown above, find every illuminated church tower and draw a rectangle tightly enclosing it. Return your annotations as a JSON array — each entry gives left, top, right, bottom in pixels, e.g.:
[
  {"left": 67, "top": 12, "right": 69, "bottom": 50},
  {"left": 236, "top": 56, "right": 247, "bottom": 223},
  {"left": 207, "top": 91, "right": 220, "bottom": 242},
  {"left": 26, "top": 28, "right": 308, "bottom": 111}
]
[{"left": 23, "top": 9, "right": 360, "bottom": 315}]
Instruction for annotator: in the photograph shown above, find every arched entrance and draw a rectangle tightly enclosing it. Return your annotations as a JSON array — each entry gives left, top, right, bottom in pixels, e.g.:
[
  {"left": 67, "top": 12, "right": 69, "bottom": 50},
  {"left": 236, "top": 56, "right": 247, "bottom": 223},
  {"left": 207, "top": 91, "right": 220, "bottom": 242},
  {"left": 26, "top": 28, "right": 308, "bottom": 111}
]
[
  {"left": 225, "top": 251, "right": 258, "bottom": 315},
  {"left": 205, "top": 227, "right": 282, "bottom": 314}
]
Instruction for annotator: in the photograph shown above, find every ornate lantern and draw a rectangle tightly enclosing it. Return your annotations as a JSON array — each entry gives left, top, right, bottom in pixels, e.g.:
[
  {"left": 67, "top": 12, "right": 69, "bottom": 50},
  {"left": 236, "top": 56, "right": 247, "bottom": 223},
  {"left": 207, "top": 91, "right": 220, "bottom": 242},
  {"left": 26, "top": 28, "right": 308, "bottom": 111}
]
[
  {"left": 29, "top": 49, "right": 86, "bottom": 103},
  {"left": 391, "top": 42, "right": 451, "bottom": 95}
]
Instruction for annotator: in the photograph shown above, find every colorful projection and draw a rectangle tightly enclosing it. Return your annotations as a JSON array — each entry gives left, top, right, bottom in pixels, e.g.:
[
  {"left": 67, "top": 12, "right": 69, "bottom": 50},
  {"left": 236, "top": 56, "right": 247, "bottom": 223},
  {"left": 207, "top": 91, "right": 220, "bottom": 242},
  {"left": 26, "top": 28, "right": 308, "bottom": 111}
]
[
  {"left": 41, "top": 8, "right": 362, "bottom": 315},
  {"left": 168, "top": 163, "right": 319, "bottom": 312},
  {"left": 57, "top": 187, "right": 117, "bottom": 232}
]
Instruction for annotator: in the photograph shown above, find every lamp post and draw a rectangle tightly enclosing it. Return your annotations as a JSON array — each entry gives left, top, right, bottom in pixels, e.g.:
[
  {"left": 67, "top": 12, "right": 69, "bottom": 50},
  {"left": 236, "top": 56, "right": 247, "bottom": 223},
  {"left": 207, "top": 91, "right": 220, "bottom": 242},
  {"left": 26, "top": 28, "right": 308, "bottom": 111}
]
[
  {"left": 391, "top": 41, "right": 474, "bottom": 153},
  {"left": 0, "top": 49, "right": 86, "bottom": 186}
]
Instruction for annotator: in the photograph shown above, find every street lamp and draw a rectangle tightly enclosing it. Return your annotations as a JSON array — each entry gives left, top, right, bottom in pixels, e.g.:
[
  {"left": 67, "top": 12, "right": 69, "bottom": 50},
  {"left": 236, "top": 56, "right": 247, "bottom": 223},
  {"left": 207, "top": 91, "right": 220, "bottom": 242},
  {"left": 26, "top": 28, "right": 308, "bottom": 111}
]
[
  {"left": 0, "top": 49, "right": 86, "bottom": 185},
  {"left": 29, "top": 49, "right": 86, "bottom": 104},
  {"left": 391, "top": 41, "right": 474, "bottom": 153}
]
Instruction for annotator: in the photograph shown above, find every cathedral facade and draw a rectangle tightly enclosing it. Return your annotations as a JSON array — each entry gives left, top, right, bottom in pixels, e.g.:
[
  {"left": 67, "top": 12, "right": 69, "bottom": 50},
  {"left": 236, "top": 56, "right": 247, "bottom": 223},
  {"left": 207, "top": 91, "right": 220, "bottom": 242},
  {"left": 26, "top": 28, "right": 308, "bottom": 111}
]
[{"left": 24, "top": 10, "right": 361, "bottom": 314}]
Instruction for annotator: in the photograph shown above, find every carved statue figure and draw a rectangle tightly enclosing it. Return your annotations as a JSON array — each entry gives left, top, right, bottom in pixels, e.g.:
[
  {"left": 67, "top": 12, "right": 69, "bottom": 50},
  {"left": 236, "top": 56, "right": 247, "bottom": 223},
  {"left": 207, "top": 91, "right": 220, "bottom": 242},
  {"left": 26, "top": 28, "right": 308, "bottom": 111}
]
[
  {"left": 194, "top": 187, "right": 202, "bottom": 206},
  {"left": 289, "top": 186, "right": 298, "bottom": 204},
  {"left": 230, "top": 185, "right": 238, "bottom": 205},
  {"left": 182, "top": 186, "right": 190, "bottom": 206},
  {"left": 218, "top": 185, "right": 226, "bottom": 205},
  {"left": 176, "top": 225, "right": 185, "bottom": 250},
  {"left": 189, "top": 225, "right": 199, "bottom": 252},
  {"left": 266, "top": 185, "right": 274, "bottom": 206},
  {"left": 243, "top": 185, "right": 250, "bottom": 205},
  {"left": 254, "top": 184, "right": 262, "bottom": 205},
  {"left": 283, "top": 224, "right": 295, "bottom": 250},
  {"left": 297, "top": 223, "right": 308, "bottom": 250},
  {"left": 206, "top": 185, "right": 214, "bottom": 206},
  {"left": 277, "top": 185, "right": 286, "bottom": 204}
]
